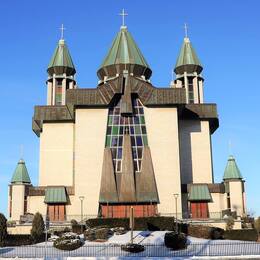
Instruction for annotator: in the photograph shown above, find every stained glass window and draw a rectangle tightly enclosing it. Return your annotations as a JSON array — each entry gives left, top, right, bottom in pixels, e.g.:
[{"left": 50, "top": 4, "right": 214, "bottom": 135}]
[
  {"left": 105, "top": 98, "right": 148, "bottom": 173},
  {"left": 55, "top": 85, "right": 62, "bottom": 105},
  {"left": 188, "top": 77, "right": 194, "bottom": 103}
]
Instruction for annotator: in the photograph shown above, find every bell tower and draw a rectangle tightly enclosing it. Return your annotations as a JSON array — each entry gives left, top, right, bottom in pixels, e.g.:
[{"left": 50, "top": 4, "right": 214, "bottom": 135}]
[
  {"left": 223, "top": 155, "right": 246, "bottom": 216},
  {"left": 172, "top": 24, "right": 204, "bottom": 104},
  {"left": 9, "top": 159, "right": 31, "bottom": 221},
  {"left": 46, "top": 24, "right": 76, "bottom": 106}
]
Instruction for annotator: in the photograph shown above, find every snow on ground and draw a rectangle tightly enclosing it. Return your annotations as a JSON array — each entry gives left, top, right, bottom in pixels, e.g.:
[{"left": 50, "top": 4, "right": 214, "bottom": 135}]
[
  {"left": 1, "top": 231, "right": 260, "bottom": 258},
  {"left": 35, "top": 230, "right": 250, "bottom": 246}
]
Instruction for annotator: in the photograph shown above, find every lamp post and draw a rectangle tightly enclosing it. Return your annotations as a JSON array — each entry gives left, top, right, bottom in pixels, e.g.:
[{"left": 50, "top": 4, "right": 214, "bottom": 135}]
[
  {"left": 173, "top": 193, "right": 179, "bottom": 233},
  {"left": 79, "top": 196, "right": 85, "bottom": 234}
]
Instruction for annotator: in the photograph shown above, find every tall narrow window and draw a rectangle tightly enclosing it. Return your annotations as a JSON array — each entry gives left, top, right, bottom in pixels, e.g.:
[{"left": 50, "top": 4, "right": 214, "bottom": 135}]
[
  {"left": 55, "top": 79, "right": 63, "bottom": 105},
  {"left": 188, "top": 77, "right": 194, "bottom": 103},
  {"left": 227, "top": 193, "right": 231, "bottom": 209},
  {"left": 24, "top": 196, "right": 27, "bottom": 214},
  {"left": 105, "top": 98, "right": 148, "bottom": 172}
]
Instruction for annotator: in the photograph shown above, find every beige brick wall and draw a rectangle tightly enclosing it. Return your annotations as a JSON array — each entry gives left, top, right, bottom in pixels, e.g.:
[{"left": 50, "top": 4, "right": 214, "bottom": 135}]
[
  {"left": 39, "top": 123, "right": 74, "bottom": 186},
  {"left": 208, "top": 193, "right": 226, "bottom": 214},
  {"left": 229, "top": 181, "right": 245, "bottom": 216},
  {"left": 67, "top": 109, "right": 108, "bottom": 216},
  {"left": 179, "top": 120, "right": 213, "bottom": 184},
  {"left": 10, "top": 185, "right": 25, "bottom": 221},
  {"left": 144, "top": 107, "right": 182, "bottom": 214},
  {"left": 27, "top": 195, "right": 47, "bottom": 216},
  {"left": 8, "top": 225, "right": 32, "bottom": 235}
]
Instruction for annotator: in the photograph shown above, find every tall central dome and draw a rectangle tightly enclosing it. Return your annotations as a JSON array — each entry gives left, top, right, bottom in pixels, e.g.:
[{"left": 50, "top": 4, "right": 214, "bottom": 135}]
[{"left": 97, "top": 26, "right": 152, "bottom": 80}]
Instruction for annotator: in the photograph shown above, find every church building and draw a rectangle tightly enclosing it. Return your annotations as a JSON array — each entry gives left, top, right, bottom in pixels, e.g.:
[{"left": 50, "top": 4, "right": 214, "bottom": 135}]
[{"left": 8, "top": 18, "right": 247, "bottom": 222}]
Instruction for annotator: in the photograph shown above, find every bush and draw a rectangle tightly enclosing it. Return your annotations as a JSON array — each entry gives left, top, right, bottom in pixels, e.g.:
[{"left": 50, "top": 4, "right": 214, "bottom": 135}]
[
  {"left": 224, "top": 229, "right": 258, "bottom": 241},
  {"left": 209, "top": 227, "right": 224, "bottom": 240},
  {"left": 85, "top": 227, "right": 113, "bottom": 241},
  {"left": 87, "top": 218, "right": 129, "bottom": 229},
  {"left": 50, "top": 227, "right": 71, "bottom": 237},
  {"left": 86, "top": 217, "right": 187, "bottom": 232},
  {"left": 164, "top": 232, "right": 187, "bottom": 250},
  {"left": 71, "top": 219, "right": 85, "bottom": 234},
  {"left": 121, "top": 243, "right": 145, "bottom": 253},
  {"left": 6, "top": 220, "right": 16, "bottom": 227},
  {"left": 53, "top": 233, "right": 83, "bottom": 251},
  {"left": 187, "top": 225, "right": 223, "bottom": 239},
  {"left": 0, "top": 213, "right": 7, "bottom": 246},
  {"left": 225, "top": 216, "right": 234, "bottom": 230},
  {"left": 4, "top": 235, "right": 33, "bottom": 246},
  {"left": 31, "top": 212, "right": 45, "bottom": 243},
  {"left": 112, "top": 227, "right": 127, "bottom": 235}
]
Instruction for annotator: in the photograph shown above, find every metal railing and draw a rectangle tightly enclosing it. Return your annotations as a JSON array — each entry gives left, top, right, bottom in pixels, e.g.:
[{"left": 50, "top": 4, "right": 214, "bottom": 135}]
[
  {"left": 1, "top": 242, "right": 260, "bottom": 258},
  {"left": 10, "top": 212, "right": 227, "bottom": 225},
  {"left": 42, "top": 215, "right": 98, "bottom": 223},
  {"left": 158, "top": 211, "right": 223, "bottom": 220}
]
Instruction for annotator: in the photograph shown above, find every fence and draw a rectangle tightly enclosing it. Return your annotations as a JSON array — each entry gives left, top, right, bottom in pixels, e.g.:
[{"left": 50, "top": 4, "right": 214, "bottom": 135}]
[
  {"left": 10, "top": 212, "right": 227, "bottom": 227},
  {"left": 1, "top": 242, "right": 260, "bottom": 258},
  {"left": 41, "top": 212, "right": 224, "bottom": 223}
]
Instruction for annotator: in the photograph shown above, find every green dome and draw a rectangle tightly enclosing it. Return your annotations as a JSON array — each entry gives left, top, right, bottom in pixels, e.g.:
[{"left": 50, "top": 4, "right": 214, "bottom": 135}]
[
  {"left": 11, "top": 159, "right": 31, "bottom": 184},
  {"left": 223, "top": 155, "right": 243, "bottom": 180},
  {"left": 175, "top": 37, "right": 202, "bottom": 75},
  {"left": 47, "top": 39, "right": 76, "bottom": 76},
  {"left": 97, "top": 26, "right": 152, "bottom": 80}
]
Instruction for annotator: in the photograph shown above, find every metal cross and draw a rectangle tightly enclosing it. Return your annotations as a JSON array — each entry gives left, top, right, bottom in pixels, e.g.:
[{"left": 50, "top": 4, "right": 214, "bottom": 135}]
[
  {"left": 59, "top": 24, "right": 66, "bottom": 39},
  {"left": 184, "top": 23, "right": 188, "bottom": 38},
  {"left": 119, "top": 9, "right": 128, "bottom": 27}
]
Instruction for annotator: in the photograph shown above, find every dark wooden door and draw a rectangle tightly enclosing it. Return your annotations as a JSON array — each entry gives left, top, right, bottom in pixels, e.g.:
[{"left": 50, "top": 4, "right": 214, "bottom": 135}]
[
  {"left": 190, "top": 202, "right": 209, "bottom": 218},
  {"left": 48, "top": 205, "right": 65, "bottom": 221}
]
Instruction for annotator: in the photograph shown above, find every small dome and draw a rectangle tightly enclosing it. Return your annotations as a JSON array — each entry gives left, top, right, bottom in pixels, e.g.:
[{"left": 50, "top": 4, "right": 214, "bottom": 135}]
[
  {"left": 97, "top": 26, "right": 152, "bottom": 80},
  {"left": 11, "top": 159, "right": 31, "bottom": 184},
  {"left": 47, "top": 39, "right": 76, "bottom": 76},
  {"left": 223, "top": 155, "right": 243, "bottom": 180},
  {"left": 174, "top": 37, "right": 203, "bottom": 75}
]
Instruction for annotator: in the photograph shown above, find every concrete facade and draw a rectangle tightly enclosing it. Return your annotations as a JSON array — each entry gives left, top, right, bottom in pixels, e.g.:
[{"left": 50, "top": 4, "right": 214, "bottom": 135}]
[
  {"left": 8, "top": 104, "right": 246, "bottom": 221},
  {"left": 71, "top": 109, "right": 107, "bottom": 216},
  {"left": 8, "top": 25, "right": 247, "bottom": 224},
  {"left": 144, "top": 107, "right": 182, "bottom": 214},
  {"left": 10, "top": 185, "right": 25, "bottom": 221},
  {"left": 39, "top": 123, "right": 74, "bottom": 186},
  {"left": 179, "top": 120, "right": 213, "bottom": 184},
  {"left": 229, "top": 181, "right": 245, "bottom": 216}
]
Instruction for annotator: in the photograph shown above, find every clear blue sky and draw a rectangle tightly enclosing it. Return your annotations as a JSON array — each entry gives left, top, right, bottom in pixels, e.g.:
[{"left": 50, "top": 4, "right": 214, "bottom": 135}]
[{"left": 0, "top": 0, "right": 259, "bottom": 217}]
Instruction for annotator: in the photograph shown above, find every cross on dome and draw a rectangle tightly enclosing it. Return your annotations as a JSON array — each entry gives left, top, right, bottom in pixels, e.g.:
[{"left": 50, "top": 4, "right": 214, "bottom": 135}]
[
  {"left": 119, "top": 9, "right": 128, "bottom": 27},
  {"left": 59, "top": 24, "right": 66, "bottom": 39},
  {"left": 184, "top": 23, "right": 188, "bottom": 38}
]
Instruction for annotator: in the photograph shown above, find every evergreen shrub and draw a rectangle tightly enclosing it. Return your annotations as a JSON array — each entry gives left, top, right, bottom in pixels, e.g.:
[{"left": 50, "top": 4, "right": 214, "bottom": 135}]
[
  {"left": 31, "top": 212, "right": 45, "bottom": 243},
  {"left": 86, "top": 217, "right": 187, "bottom": 232},
  {"left": 164, "top": 232, "right": 187, "bottom": 250},
  {"left": 0, "top": 213, "right": 7, "bottom": 246},
  {"left": 224, "top": 229, "right": 258, "bottom": 241},
  {"left": 187, "top": 225, "right": 224, "bottom": 239}
]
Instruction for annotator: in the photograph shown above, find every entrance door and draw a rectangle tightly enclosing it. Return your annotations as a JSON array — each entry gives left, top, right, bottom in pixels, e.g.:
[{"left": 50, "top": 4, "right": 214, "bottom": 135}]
[
  {"left": 190, "top": 202, "right": 209, "bottom": 218},
  {"left": 47, "top": 204, "right": 65, "bottom": 221}
]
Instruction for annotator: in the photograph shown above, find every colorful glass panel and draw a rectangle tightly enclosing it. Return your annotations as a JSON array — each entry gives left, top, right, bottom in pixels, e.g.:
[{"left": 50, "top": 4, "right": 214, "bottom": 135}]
[{"left": 105, "top": 98, "right": 148, "bottom": 172}]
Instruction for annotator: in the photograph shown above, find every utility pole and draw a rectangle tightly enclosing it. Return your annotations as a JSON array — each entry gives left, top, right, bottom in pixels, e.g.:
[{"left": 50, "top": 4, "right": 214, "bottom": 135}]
[
  {"left": 45, "top": 215, "right": 50, "bottom": 257},
  {"left": 174, "top": 194, "right": 179, "bottom": 233},
  {"left": 79, "top": 196, "right": 85, "bottom": 234},
  {"left": 129, "top": 207, "right": 134, "bottom": 244}
]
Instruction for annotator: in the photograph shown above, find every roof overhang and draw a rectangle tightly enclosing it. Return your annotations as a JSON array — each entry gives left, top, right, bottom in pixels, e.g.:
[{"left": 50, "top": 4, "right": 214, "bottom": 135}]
[{"left": 44, "top": 187, "right": 68, "bottom": 204}]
